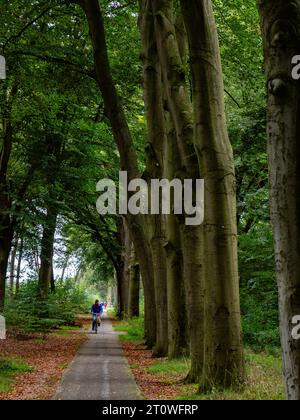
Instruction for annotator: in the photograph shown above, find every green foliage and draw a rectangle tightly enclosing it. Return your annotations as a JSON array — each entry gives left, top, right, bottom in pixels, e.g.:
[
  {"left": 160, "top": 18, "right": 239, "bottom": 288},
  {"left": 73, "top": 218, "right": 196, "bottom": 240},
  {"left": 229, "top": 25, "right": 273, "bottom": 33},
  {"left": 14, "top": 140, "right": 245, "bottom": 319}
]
[
  {"left": 0, "top": 358, "right": 32, "bottom": 393},
  {"left": 178, "top": 350, "right": 283, "bottom": 400},
  {"left": 113, "top": 316, "right": 145, "bottom": 343},
  {"left": 4, "top": 279, "right": 91, "bottom": 335},
  {"left": 239, "top": 225, "right": 280, "bottom": 351},
  {"left": 48, "top": 279, "right": 91, "bottom": 322},
  {"left": 147, "top": 359, "right": 190, "bottom": 375}
]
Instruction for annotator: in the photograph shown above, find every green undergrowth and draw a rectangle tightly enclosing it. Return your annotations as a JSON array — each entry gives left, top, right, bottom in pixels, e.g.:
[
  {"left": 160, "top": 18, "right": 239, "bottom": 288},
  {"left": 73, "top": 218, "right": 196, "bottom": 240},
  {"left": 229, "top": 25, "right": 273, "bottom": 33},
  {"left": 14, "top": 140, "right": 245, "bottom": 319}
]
[
  {"left": 148, "top": 351, "right": 284, "bottom": 400},
  {"left": 0, "top": 358, "right": 32, "bottom": 393},
  {"left": 50, "top": 325, "right": 82, "bottom": 337},
  {"left": 113, "top": 317, "right": 284, "bottom": 400},
  {"left": 178, "top": 350, "right": 284, "bottom": 400},
  {"left": 113, "top": 316, "right": 144, "bottom": 343},
  {"left": 147, "top": 358, "right": 190, "bottom": 375},
  {"left": 4, "top": 280, "right": 91, "bottom": 336}
]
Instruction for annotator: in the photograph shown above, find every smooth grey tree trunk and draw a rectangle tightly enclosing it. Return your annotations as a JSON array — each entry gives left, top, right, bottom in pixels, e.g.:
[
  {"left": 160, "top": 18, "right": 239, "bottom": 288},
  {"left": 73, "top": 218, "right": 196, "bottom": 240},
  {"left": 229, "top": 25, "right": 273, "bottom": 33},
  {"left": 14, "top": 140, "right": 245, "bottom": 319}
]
[{"left": 258, "top": 0, "right": 300, "bottom": 400}]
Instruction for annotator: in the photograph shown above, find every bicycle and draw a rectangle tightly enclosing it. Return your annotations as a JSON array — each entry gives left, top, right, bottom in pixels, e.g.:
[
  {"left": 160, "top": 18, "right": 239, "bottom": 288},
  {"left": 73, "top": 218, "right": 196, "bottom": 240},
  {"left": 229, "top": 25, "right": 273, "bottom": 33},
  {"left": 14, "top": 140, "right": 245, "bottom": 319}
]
[{"left": 92, "top": 313, "right": 101, "bottom": 334}]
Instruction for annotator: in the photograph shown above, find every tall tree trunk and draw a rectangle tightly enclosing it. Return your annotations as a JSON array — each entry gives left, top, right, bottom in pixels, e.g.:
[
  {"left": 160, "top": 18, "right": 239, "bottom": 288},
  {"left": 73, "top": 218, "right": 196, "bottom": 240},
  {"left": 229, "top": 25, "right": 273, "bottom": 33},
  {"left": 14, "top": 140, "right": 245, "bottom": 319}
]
[
  {"left": 0, "top": 118, "right": 15, "bottom": 311},
  {"left": 106, "top": 285, "right": 113, "bottom": 307},
  {"left": 115, "top": 266, "right": 126, "bottom": 319},
  {"left": 130, "top": 226, "right": 157, "bottom": 348},
  {"left": 38, "top": 208, "right": 57, "bottom": 300},
  {"left": 0, "top": 225, "right": 13, "bottom": 311},
  {"left": 181, "top": 0, "right": 244, "bottom": 389},
  {"left": 50, "top": 265, "right": 55, "bottom": 293},
  {"left": 164, "top": 112, "right": 188, "bottom": 359},
  {"left": 141, "top": 1, "right": 168, "bottom": 355},
  {"left": 149, "top": 228, "right": 168, "bottom": 356},
  {"left": 151, "top": 0, "right": 205, "bottom": 379},
  {"left": 9, "top": 237, "right": 18, "bottom": 296},
  {"left": 128, "top": 244, "right": 140, "bottom": 318},
  {"left": 140, "top": 0, "right": 169, "bottom": 356},
  {"left": 15, "top": 237, "right": 24, "bottom": 294},
  {"left": 0, "top": 190, "right": 13, "bottom": 311},
  {"left": 257, "top": 0, "right": 300, "bottom": 400},
  {"left": 121, "top": 220, "right": 131, "bottom": 318}
]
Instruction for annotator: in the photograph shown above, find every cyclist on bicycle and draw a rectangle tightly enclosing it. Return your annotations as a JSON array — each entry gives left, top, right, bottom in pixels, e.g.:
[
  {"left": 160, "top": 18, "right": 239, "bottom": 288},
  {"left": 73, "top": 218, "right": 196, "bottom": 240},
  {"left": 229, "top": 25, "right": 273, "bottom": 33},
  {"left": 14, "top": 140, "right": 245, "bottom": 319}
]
[{"left": 91, "top": 299, "right": 101, "bottom": 327}]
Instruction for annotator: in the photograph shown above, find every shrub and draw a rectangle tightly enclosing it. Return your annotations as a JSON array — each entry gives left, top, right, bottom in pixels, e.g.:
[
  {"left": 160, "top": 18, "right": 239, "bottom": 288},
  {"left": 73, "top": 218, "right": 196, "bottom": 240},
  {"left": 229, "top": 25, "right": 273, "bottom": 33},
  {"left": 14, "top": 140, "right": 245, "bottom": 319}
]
[{"left": 4, "top": 279, "right": 91, "bottom": 335}]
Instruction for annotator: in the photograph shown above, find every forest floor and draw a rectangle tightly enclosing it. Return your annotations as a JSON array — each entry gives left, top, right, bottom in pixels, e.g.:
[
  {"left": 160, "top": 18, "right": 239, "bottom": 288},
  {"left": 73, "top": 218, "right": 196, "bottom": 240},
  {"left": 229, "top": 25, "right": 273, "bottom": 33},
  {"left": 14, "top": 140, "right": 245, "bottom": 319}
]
[
  {"left": 113, "top": 318, "right": 285, "bottom": 400},
  {"left": 0, "top": 316, "right": 89, "bottom": 400}
]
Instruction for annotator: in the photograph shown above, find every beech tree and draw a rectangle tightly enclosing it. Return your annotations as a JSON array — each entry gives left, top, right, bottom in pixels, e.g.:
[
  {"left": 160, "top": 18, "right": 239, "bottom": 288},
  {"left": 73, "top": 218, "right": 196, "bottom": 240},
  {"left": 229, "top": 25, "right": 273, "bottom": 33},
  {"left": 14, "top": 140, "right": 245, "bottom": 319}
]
[
  {"left": 181, "top": 0, "right": 244, "bottom": 388},
  {"left": 257, "top": 0, "right": 300, "bottom": 400}
]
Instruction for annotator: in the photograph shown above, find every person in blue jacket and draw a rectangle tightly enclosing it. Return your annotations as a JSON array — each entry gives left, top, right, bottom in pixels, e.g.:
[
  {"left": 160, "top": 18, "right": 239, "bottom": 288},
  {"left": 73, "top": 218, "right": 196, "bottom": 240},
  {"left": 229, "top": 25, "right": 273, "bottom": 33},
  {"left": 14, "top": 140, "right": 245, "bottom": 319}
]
[{"left": 91, "top": 299, "right": 102, "bottom": 326}]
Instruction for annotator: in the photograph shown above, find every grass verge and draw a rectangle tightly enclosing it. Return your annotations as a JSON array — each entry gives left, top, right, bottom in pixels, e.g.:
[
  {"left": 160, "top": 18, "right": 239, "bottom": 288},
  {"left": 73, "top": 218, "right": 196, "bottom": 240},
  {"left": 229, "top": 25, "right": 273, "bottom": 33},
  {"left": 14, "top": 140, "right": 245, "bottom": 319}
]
[
  {"left": 0, "top": 358, "right": 32, "bottom": 393},
  {"left": 177, "top": 350, "right": 284, "bottom": 400},
  {"left": 113, "top": 317, "right": 144, "bottom": 343},
  {"left": 114, "top": 316, "right": 284, "bottom": 400},
  {"left": 50, "top": 326, "right": 82, "bottom": 337}
]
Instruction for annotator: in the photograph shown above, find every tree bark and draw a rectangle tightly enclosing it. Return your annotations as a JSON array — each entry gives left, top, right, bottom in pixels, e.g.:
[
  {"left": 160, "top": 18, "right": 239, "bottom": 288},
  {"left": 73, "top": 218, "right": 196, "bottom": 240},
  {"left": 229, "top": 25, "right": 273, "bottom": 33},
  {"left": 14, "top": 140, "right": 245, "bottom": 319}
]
[
  {"left": 118, "top": 220, "right": 131, "bottom": 318},
  {"left": 0, "top": 186, "right": 13, "bottom": 311},
  {"left": 181, "top": 0, "right": 244, "bottom": 389},
  {"left": 115, "top": 266, "right": 126, "bottom": 319},
  {"left": 50, "top": 265, "right": 55, "bottom": 293},
  {"left": 0, "top": 116, "right": 15, "bottom": 310},
  {"left": 151, "top": 0, "right": 205, "bottom": 378},
  {"left": 0, "top": 225, "right": 13, "bottom": 311},
  {"left": 140, "top": 1, "right": 168, "bottom": 356},
  {"left": 38, "top": 208, "right": 57, "bottom": 300},
  {"left": 15, "top": 237, "right": 24, "bottom": 294},
  {"left": 164, "top": 111, "right": 189, "bottom": 359},
  {"left": 257, "top": 0, "right": 300, "bottom": 400},
  {"left": 129, "top": 222, "right": 157, "bottom": 348},
  {"left": 123, "top": 220, "right": 131, "bottom": 317},
  {"left": 9, "top": 237, "right": 18, "bottom": 295},
  {"left": 128, "top": 244, "right": 140, "bottom": 318}
]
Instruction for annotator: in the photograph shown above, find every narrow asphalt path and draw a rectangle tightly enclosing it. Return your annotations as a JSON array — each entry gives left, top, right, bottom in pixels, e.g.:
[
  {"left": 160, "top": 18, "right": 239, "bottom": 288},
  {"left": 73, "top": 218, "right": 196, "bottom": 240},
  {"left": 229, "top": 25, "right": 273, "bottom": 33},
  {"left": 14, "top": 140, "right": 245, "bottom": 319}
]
[{"left": 55, "top": 315, "right": 143, "bottom": 400}]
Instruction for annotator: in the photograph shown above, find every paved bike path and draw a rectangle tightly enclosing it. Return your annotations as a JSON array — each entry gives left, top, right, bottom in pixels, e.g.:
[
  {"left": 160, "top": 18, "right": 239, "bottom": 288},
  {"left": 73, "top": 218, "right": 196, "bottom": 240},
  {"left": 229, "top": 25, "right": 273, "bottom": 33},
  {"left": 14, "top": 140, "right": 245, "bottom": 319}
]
[{"left": 55, "top": 316, "right": 143, "bottom": 400}]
